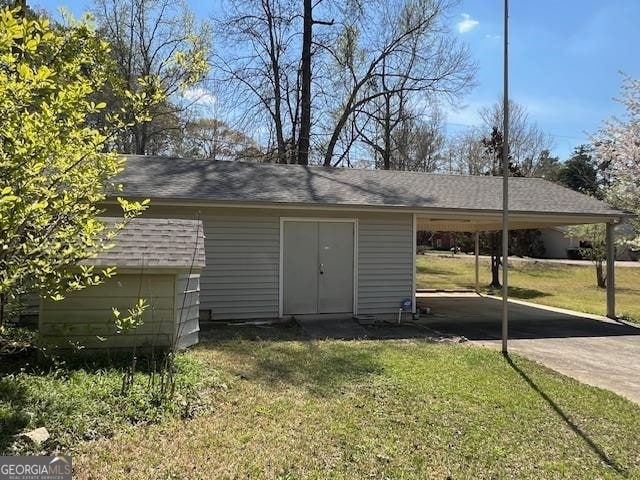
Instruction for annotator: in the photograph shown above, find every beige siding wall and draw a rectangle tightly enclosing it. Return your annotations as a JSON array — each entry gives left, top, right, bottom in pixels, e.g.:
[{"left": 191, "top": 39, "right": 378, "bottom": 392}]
[
  {"left": 358, "top": 215, "right": 414, "bottom": 315},
  {"left": 201, "top": 213, "right": 280, "bottom": 319},
  {"left": 132, "top": 205, "right": 414, "bottom": 320},
  {"left": 541, "top": 228, "right": 576, "bottom": 259},
  {"left": 40, "top": 274, "right": 176, "bottom": 349}
]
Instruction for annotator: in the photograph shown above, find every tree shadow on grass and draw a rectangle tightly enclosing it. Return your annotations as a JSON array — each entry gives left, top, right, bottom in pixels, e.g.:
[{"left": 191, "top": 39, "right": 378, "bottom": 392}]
[
  {"left": 615, "top": 287, "right": 640, "bottom": 295},
  {"left": 416, "top": 265, "right": 458, "bottom": 276},
  {"left": 514, "top": 264, "right": 573, "bottom": 279},
  {"left": 504, "top": 354, "right": 629, "bottom": 477},
  {"left": 486, "top": 286, "right": 551, "bottom": 300},
  {"left": 198, "top": 322, "right": 305, "bottom": 343},
  {"left": 239, "top": 342, "right": 384, "bottom": 396},
  {"left": 197, "top": 323, "right": 384, "bottom": 396}
]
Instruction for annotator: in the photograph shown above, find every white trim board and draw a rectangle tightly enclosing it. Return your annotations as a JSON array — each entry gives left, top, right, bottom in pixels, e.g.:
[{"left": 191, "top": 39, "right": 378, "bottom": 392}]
[
  {"left": 412, "top": 213, "right": 417, "bottom": 314},
  {"left": 101, "top": 198, "right": 628, "bottom": 223},
  {"left": 279, "top": 217, "right": 359, "bottom": 318}
]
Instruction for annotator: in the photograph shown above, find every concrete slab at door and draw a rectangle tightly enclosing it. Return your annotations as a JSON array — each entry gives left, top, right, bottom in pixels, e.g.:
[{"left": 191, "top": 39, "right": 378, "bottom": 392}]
[
  {"left": 318, "top": 222, "right": 354, "bottom": 313},
  {"left": 283, "top": 221, "right": 319, "bottom": 314}
]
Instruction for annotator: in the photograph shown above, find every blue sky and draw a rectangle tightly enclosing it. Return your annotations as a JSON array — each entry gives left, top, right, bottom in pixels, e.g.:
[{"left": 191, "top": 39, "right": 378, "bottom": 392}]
[
  {"left": 32, "top": 0, "right": 640, "bottom": 160},
  {"left": 446, "top": 0, "right": 640, "bottom": 159}
]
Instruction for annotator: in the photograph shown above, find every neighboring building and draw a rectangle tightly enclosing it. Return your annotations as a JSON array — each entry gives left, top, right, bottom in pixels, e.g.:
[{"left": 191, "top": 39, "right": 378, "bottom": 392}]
[
  {"left": 39, "top": 217, "right": 205, "bottom": 351},
  {"left": 540, "top": 227, "right": 581, "bottom": 259},
  {"left": 429, "top": 232, "right": 455, "bottom": 251},
  {"left": 541, "top": 225, "right": 636, "bottom": 260}
]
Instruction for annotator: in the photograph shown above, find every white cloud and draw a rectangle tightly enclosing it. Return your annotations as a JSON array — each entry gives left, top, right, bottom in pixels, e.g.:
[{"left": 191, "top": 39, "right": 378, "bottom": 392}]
[
  {"left": 182, "top": 87, "right": 217, "bottom": 108},
  {"left": 457, "top": 13, "right": 479, "bottom": 34},
  {"left": 180, "top": 87, "right": 217, "bottom": 117},
  {"left": 485, "top": 34, "right": 501, "bottom": 40}
]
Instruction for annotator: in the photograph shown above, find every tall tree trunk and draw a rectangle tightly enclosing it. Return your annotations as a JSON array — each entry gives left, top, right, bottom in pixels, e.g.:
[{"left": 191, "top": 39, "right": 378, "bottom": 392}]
[
  {"left": 135, "top": 124, "right": 147, "bottom": 155},
  {"left": 324, "top": 108, "right": 352, "bottom": 166},
  {"left": 263, "top": 0, "right": 287, "bottom": 163},
  {"left": 382, "top": 93, "right": 391, "bottom": 170},
  {"left": 297, "top": 0, "right": 312, "bottom": 165},
  {"left": 490, "top": 232, "right": 501, "bottom": 288},
  {"left": 595, "top": 261, "right": 606, "bottom": 288}
]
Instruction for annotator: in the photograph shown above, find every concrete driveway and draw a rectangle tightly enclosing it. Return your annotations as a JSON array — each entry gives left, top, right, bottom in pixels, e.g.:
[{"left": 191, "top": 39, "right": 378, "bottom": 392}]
[{"left": 417, "top": 293, "right": 640, "bottom": 404}]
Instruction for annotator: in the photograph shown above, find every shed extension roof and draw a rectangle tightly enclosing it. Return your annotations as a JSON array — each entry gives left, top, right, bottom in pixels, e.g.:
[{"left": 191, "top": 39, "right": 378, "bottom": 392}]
[
  {"left": 85, "top": 217, "right": 205, "bottom": 269},
  {"left": 116, "top": 155, "right": 627, "bottom": 220}
]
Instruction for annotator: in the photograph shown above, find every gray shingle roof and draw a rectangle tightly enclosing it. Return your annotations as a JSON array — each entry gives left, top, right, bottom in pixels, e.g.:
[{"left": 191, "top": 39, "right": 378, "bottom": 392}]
[
  {"left": 84, "top": 217, "right": 205, "bottom": 269},
  {"left": 115, "top": 155, "right": 627, "bottom": 218}
]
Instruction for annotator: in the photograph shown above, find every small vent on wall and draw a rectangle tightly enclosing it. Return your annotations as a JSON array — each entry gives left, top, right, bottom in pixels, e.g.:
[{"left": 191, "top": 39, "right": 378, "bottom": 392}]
[{"left": 198, "top": 309, "right": 212, "bottom": 322}]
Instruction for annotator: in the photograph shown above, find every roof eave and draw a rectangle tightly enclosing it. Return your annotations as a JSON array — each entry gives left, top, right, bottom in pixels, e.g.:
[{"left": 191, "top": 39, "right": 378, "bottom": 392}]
[{"left": 102, "top": 195, "right": 630, "bottom": 222}]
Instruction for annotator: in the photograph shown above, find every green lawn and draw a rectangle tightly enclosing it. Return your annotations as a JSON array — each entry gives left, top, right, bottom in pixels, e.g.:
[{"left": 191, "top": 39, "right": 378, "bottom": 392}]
[
  {"left": 417, "top": 254, "right": 640, "bottom": 321},
  {"left": 72, "top": 325, "right": 640, "bottom": 479}
]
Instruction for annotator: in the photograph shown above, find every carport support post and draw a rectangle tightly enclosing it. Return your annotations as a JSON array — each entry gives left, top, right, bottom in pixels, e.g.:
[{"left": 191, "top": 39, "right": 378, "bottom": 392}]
[
  {"left": 474, "top": 232, "right": 480, "bottom": 293},
  {"left": 606, "top": 222, "right": 616, "bottom": 319}
]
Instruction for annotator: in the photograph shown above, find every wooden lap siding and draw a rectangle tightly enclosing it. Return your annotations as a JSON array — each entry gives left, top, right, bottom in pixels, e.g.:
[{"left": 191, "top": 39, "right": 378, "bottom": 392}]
[
  {"left": 40, "top": 274, "right": 175, "bottom": 349},
  {"left": 357, "top": 215, "right": 413, "bottom": 315}
]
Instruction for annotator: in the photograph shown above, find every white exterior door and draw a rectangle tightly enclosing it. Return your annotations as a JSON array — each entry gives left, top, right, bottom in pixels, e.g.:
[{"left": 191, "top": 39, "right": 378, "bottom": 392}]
[
  {"left": 282, "top": 221, "right": 319, "bottom": 314},
  {"left": 317, "top": 222, "right": 354, "bottom": 313},
  {"left": 282, "top": 220, "right": 354, "bottom": 315}
]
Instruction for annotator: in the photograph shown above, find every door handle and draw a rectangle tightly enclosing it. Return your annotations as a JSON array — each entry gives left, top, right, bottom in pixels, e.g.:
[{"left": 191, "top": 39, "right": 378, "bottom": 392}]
[{"left": 319, "top": 263, "right": 324, "bottom": 275}]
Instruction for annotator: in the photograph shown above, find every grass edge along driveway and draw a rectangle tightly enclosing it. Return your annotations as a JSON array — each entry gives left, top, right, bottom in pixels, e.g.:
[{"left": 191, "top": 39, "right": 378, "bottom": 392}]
[{"left": 416, "top": 253, "right": 640, "bottom": 322}]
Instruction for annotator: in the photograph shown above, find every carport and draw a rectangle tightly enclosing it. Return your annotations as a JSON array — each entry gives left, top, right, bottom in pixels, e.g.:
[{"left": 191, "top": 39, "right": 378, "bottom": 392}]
[
  {"left": 411, "top": 175, "right": 633, "bottom": 320},
  {"left": 416, "top": 293, "right": 640, "bottom": 403}
]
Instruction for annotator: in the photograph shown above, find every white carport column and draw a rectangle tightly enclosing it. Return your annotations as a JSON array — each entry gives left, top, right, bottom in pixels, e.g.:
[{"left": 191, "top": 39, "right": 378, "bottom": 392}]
[
  {"left": 412, "top": 214, "right": 417, "bottom": 314},
  {"left": 606, "top": 222, "right": 616, "bottom": 319},
  {"left": 474, "top": 232, "right": 480, "bottom": 293}
]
